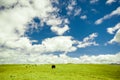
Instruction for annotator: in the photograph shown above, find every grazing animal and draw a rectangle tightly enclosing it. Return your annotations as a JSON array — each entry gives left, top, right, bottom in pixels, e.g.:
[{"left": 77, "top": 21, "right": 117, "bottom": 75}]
[{"left": 51, "top": 65, "right": 56, "bottom": 69}]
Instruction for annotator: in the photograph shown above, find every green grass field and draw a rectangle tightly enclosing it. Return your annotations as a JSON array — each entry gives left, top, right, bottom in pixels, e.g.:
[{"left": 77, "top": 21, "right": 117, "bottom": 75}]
[{"left": 0, "top": 64, "right": 120, "bottom": 80}]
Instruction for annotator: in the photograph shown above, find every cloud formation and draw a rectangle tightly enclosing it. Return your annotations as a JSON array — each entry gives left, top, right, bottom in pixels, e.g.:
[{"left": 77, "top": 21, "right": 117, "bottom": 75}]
[
  {"left": 0, "top": 33, "right": 98, "bottom": 64},
  {"left": 107, "top": 23, "right": 120, "bottom": 44},
  {"left": 0, "top": 0, "right": 70, "bottom": 37},
  {"left": 77, "top": 33, "right": 98, "bottom": 48},
  {"left": 106, "top": 0, "right": 116, "bottom": 4},
  {"left": 95, "top": 7, "right": 120, "bottom": 25},
  {"left": 90, "top": 0, "right": 99, "bottom": 4},
  {"left": 66, "top": 0, "right": 81, "bottom": 16},
  {"left": 79, "top": 53, "right": 120, "bottom": 64},
  {"left": 108, "top": 29, "right": 120, "bottom": 44},
  {"left": 80, "top": 15, "right": 87, "bottom": 20},
  {"left": 1, "top": 50, "right": 120, "bottom": 64},
  {"left": 0, "top": 0, "right": 71, "bottom": 64},
  {"left": 51, "top": 25, "right": 69, "bottom": 35},
  {"left": 107, "top": 23, "right": 120, "bottom": 34},
  {"left": 0, "top": 0, "right": 119, "bottom": 64}
]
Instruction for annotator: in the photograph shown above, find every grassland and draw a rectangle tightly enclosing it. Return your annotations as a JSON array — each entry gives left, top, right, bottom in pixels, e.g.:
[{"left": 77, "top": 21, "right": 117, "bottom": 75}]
[{"left": 0, "top": 64, "right": 120, "bottom": 80}]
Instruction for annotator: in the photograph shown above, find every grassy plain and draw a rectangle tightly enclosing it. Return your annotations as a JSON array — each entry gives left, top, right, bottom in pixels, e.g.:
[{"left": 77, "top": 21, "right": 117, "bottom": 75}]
[{"left": 0, "top": 64, "right": 120, "bottom": 80}]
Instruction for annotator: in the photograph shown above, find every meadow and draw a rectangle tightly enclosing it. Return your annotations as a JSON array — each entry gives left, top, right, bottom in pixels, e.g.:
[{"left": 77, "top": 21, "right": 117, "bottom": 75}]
[{"left": 0, "top": 64, "right": 120, "bottom": 80}]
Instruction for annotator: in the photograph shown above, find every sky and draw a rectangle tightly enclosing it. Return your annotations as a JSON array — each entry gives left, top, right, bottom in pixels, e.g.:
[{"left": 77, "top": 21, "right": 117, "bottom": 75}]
[{"left": 0, "top": 0, "right": 120, "bottom": 64}]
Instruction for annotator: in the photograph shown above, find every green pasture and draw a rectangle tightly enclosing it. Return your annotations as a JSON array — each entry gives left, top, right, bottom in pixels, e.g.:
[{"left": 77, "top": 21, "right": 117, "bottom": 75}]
[{"left": 0, "top": 64, "right": 120, "bottom": 80}]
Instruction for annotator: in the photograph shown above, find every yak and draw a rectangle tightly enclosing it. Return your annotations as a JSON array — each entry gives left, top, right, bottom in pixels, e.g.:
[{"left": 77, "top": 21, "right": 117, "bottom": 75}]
[{"left": 51, "top": 64, "right": 56, "bottom": 69}]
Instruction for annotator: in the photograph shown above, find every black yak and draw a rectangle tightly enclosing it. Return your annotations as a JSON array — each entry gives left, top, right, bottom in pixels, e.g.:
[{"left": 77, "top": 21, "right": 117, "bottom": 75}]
[{"left": 51, "top": 64, "right": 56, "bottom": 69}]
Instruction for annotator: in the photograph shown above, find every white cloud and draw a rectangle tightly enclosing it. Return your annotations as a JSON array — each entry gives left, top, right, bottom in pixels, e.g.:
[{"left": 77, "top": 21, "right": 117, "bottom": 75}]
[
  {"left": 79, "top": 53, "right": 120, "bottom": 64},
  {"left": 0, "top": 0, "right": 18, "bottom": 8},
  {"left": 108, "top": 29, "right": 120, "bottom": 44},
  {"left": 91, "top": 9, "right": 98, "bottom": 13},
  {"left": 0, "top": 36, "right": 77, "bottom": 64},
  {"left": 41, "top": 36, "right": 77, "bottom": 53},
  {"left": 74, "top": 8, "right": 81, "bottom": 16},
  {"left": 0, "top": 33, "right": 98, "bottom": 64},
  {"left": 66, "top": 0, "right": 81, "bottom": 16},
  {"left": 0, "top": 0, "right": 69, "bottom": 37},
  {"left": 37, "top": 33, "right": 98, "bottom": 53},
  {"left": 46, "top": 17, "right": 62, "bottom": 27},
  {"left": 64, "top": 18, "right": 69, "bottom": 24},
  {"left": 106, "top": 0, "right": 116, "bottom": 4},
  {"left": 107, "top": 23, "right": 120, "bottom": 44},
  {"left": 67, "top": 0, "right": 76, "bottom": 11},
  {"left": 80, "top": 15, "right": 87, "bottom": 20},
  {"left": 1, "top": 49, "right": 120, "bottom": 64},
  {"left": 95, "top": 7, "right": 120, "bottom": 25},
  {"left": 51, "top": 25, "right": 69, "bottom": 35},
  {"left": 90, "top": 0, "right": 99, "bottom": 4},
  {"left": 66, "top": 0, "right": 76, "bottom": 15},
  {"left": 0, "top": 0, "right": 69, "bottom": 64},
  {"left": 0, "top": 0, "right": 52, "bottom": 41},
  {"left": 32, "top": 34, "right": 98, "bottom": 53},
  {"left": 107, "top": 23, "right": 120, "bottom": 34},
  {"left": 0, "top": 0, "right": 100, "bottom": 64},
  {"left": 2, "top": 36, "right": 77, "bottom": 54},
  {"left": 0, "top": 0, "right": 70, "bottom": 48},
  {"left": 2, "top": 30, "right": 119, "bottom": 64},
  {"left": 77, "top": 33, "right": 98, "bottom": 48}
]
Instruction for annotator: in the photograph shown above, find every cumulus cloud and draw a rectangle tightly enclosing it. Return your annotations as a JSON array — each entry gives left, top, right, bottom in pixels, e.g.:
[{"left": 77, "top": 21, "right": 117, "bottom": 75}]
[
  {"left": 0, "top": 33, "right": 98, "bottom": 64},
  {"left": 0, "top": 0, "right": 18, "bottom": 8},
  {"left": 74, "top": 8, "right": 81, "bottom": 16},
  {"left": 66, "top": 0, "right": 76, "bottom": 15},
  {"left": 51, "top": 25, "right": 69, "bottom": 35},
  {"left": 108, "top": 29, "right": 120, "bottom": 44},
  {"left": 40, "top": 36, "right": 77, "bottom": 53},
  {"left": 0, "top": 0, "right": 48, "bottom": 41},
  {"left": 107, "top": 23, "right": 120, "bottom": 34},
  {"left": 107, "top": 23, "right": 120, "bottom": 44},
  {"left": 77, "top": 33, "right": 98, "bottom": 48},
  {"left": 0, "top": 0, "right": 71, "bottom": 50},
  {"left": 36, "top": 33, "right": 98, "bottom": 53},
  {"left": 0, "top": 0, "right": 100, "bottom": 64},
  {"left": 106, "top": 0, "right": 116, "bottom": 4},
  {"left": 0, "top": 0, "right": 70, "bottom": 64},
  {"left": 1, "top": 50, "right": 120, "bottom": 64},
  {"left": 0, "top": 0, "right": 62, "bottom": 54},
  {"left": 90, "top": 0, "right": 99, "bottom": 4},
  {"left": 1, "top": 33, "right": 98, "bottom": 54},
  {"left": 95, "top": 7, "right": 120, "bottom": 25},
  {"left": 80, "top": 15, "right": 87, "bottom": 20},
  {"left": 66, "top": 0, "right": 81, "bottom": 16},
  {"left": 0, "top": 0, "right": 69, "bottom": 39},
  {"left": 91, "top": 9, "right": 98, "bottom": 13},
  {"left": 79, "top": 52, "right": 120, "bottom": 64}
]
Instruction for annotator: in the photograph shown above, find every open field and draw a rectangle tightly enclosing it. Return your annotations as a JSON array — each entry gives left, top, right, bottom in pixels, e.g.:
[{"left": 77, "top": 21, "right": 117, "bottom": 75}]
[{"left": 0, "top": 64, "right": 120, "bottom": 80}]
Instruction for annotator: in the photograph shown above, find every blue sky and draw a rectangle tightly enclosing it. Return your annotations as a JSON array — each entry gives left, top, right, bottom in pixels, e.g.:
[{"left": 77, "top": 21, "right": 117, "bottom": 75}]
[
  {"left": 25, "top": 0, "right": 120, "bottom": 56},
  {"left": 0, "top": 0, "right": 120, "bottom": 64}
]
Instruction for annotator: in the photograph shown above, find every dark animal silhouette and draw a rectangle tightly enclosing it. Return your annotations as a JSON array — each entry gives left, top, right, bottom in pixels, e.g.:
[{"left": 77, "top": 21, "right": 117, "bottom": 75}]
[{"left": 51, "top": 65, "right": 56, "bottom": 69}]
